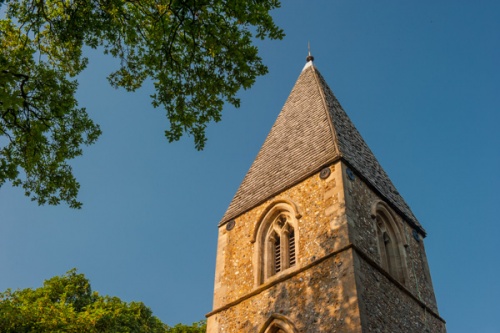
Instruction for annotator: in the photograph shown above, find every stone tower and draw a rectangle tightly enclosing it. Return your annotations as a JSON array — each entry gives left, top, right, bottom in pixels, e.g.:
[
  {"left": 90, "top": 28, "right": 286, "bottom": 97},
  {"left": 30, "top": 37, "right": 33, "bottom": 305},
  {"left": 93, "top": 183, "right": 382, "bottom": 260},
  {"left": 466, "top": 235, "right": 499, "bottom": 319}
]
[{"left": 206, "top": 57, "right": 446, "bottom": 333}]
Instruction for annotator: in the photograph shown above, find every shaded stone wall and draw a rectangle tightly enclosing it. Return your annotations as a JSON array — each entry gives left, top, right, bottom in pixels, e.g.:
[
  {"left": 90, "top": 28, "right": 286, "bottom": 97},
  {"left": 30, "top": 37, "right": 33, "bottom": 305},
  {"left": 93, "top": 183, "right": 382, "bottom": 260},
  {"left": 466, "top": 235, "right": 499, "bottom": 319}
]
[
  {"left": 355, "top": 252, "right": 446, "bottom": 333},
  {"left": 342, "top": 162, "right": 440, "bottom": 312}
]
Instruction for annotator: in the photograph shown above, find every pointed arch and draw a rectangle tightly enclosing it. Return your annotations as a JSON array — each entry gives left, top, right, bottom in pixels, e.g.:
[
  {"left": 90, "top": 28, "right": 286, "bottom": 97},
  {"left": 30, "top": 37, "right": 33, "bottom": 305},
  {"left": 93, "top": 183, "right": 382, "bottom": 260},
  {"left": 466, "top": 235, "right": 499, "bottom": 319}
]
[
  {"left": 371, "top": 200, "right": 409, "bottom": 284},
  {"left": 254, "top": 201, "right": 300, "bottom": 285},
  {"left": 259, "top": 314, "right": 299, "bottom": 333},
  {"left": 251, "top": 199, "right": 302, "bottom": 243}
]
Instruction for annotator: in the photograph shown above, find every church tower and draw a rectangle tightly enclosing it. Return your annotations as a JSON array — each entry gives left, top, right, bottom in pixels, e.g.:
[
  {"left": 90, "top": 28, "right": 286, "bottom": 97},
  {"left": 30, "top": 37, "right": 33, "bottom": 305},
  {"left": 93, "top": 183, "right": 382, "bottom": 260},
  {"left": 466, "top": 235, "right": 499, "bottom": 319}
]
[{"left": 206, "top": 56, "right": 446, "bottom": 333}]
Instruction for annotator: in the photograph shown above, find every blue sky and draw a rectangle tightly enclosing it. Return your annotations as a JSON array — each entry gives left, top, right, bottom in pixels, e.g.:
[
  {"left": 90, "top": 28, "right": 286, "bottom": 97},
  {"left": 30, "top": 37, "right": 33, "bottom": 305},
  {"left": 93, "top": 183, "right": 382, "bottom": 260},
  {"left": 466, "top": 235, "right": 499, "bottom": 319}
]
[{"left": 1, "top": 1, "right": 499, "bottom": 332}]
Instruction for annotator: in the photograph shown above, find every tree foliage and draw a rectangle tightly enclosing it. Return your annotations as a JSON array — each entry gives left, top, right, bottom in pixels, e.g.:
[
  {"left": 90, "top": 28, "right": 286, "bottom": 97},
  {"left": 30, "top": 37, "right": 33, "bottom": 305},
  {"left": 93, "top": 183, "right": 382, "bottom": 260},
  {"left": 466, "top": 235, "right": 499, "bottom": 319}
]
[
  {"left": 0, "top": 0, "right": 284, "bottom": 207},
  {"left": 0, "top": 269, "right": 206, "bottom": 332},
  {"left": 166, "top": 321, "right": 206, "bottom": 333}
]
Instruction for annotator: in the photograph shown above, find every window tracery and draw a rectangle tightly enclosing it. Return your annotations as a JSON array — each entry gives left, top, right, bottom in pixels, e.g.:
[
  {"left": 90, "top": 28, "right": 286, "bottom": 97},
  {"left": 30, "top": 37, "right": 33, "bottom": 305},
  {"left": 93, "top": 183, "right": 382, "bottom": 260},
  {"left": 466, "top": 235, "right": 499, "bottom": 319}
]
[{"left": 264, "top": 213, "right": 296, "bottom": 278}]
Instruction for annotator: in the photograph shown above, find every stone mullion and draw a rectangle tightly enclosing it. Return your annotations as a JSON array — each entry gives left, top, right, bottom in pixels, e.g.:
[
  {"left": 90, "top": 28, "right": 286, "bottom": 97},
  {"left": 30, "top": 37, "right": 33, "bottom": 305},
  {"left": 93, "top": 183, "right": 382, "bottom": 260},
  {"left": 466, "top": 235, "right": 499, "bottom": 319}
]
[{"left": 281, "top": 225, "right": 291, "bottom": 271}]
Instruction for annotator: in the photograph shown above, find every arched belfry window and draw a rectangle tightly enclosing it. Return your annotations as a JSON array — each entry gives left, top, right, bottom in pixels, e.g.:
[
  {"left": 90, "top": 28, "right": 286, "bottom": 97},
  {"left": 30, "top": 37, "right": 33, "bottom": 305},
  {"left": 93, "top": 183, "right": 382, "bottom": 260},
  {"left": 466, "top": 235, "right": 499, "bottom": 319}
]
[
  {"left": 372, "top": 201, "right": 409, "bottom": 284},
  {"left": 253, "top": 201, "right": 300, "bottom": 285}
]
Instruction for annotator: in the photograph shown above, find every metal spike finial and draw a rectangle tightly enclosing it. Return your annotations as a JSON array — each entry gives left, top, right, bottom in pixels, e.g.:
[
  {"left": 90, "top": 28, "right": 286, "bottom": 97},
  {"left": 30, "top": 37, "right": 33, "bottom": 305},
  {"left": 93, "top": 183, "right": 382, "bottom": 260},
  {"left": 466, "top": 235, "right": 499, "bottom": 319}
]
[{"left": 306, "top": 41, "right": 314, "bottom": 62}]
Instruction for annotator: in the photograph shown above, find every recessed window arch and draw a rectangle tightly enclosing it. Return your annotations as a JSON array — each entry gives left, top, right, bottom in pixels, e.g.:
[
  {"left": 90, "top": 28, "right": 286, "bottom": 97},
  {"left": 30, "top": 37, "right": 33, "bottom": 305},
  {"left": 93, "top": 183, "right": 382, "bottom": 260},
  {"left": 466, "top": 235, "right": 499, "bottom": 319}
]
[
  {"left": 253, "top": 201, "right": 300, "bottom": 285},
  {"left": 371, "top": 201, "right": 409, "bottom": 284},
  {"left": 259, "top": 314, "right": 299, "bottom": 333}
]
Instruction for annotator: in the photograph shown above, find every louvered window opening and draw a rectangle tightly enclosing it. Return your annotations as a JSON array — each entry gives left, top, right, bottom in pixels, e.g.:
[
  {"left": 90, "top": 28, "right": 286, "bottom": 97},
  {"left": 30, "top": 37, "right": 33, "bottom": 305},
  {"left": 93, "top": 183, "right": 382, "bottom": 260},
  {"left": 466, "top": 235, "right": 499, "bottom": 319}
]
[
  {"left": 274, "top": 237, "right": 281, "bottom": 273},
  {"left": 264, "top": 214, "right": 299, "bottom": 281},
  {"left": 289, "top": 230, "right": 296, "bottom": 267}
]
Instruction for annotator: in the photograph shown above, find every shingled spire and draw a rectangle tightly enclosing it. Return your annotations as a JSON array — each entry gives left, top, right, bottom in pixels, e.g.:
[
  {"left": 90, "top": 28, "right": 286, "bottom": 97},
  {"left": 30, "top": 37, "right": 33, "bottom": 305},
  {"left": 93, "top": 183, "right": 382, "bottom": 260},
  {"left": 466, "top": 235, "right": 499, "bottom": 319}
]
[{"left": 221, "top": 58, "right": 424, "bottom": 234}]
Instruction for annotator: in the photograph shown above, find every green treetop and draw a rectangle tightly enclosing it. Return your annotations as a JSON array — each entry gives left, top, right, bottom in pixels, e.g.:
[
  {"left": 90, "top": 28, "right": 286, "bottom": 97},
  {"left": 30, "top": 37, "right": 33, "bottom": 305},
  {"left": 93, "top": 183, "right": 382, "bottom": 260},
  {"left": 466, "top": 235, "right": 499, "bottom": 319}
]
[{"left": 0, "top": 269, "right": 206, "bottom": 332}]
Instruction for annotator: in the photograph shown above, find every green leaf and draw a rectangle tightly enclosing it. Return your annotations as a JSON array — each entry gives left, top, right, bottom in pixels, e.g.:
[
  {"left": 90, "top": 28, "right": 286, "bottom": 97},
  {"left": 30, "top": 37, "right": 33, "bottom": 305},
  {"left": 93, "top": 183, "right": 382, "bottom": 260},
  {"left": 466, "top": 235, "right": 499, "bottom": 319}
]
[{"left": 1, "top": 0, "right": 283, "bottom": 207}]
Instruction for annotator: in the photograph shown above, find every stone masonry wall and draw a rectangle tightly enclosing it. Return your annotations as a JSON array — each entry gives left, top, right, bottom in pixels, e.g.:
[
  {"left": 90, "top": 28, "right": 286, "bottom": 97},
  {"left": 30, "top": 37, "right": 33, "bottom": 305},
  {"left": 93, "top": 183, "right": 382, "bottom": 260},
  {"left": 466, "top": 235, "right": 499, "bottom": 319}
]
[
  {"left": 342, "top": 162, "right": 440, "bottom": 313},
  {"left": 208, "top": 249, "right": 361, "bottom": 333},
  {"left": 208, "top": 162, "right": 355, "bottom": 332},
  {"left": 354, "top": 252, "right": 446, "bottom": 333},
  {"left": 208, "top": 161, "right": 445, "bottom": 332},
  {"left": 210, "top": 162, "right": 348, "bottom": 310}
]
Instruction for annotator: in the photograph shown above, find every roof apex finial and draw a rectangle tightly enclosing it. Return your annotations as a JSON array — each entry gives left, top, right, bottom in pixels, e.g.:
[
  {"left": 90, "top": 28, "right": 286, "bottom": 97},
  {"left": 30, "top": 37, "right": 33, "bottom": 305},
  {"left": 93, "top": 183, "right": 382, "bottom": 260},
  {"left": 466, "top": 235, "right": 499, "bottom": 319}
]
[{"left": 306, "top": 41, "right": 314, "bottom": 62}]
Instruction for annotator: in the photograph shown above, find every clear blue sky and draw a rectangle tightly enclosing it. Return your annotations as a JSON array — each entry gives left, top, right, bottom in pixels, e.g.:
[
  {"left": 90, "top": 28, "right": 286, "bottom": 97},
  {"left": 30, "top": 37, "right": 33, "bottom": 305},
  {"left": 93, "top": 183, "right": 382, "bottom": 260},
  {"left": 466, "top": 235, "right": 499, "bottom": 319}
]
[{"left": 1, "top": 1, "right": 499, "bottom": 332}]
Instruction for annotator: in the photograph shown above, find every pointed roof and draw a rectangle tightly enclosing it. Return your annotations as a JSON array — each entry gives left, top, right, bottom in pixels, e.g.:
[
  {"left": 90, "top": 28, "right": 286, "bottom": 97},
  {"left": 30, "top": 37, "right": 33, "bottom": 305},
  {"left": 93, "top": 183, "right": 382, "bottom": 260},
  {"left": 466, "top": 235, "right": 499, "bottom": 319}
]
[{"left": 221, "top": 60, "right": 424, "bottom": 234}]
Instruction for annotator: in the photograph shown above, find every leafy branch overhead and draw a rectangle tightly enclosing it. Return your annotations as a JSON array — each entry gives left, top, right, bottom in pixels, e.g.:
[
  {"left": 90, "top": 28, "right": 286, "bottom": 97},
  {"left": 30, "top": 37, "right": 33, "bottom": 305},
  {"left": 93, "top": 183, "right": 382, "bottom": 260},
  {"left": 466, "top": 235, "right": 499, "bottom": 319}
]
[{"left": 0, "top": 0, "right": 284, "bottom": 207}]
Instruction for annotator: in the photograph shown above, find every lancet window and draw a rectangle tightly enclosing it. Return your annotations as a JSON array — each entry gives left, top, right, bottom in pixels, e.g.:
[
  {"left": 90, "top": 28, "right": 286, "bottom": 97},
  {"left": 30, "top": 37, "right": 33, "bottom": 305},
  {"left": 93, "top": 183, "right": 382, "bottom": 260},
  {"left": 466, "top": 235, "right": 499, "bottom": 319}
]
[
  {"left": 254, "top": 202, "right": 300, "bottom": 285},
  {"left": 373, "top": 201, "right": 409, "bottom": 284}
]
